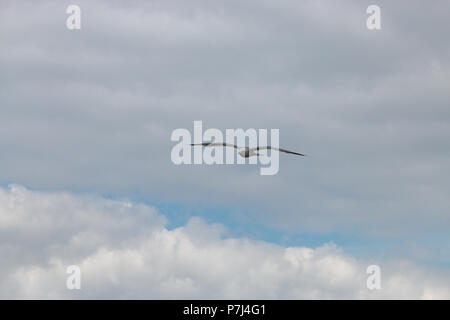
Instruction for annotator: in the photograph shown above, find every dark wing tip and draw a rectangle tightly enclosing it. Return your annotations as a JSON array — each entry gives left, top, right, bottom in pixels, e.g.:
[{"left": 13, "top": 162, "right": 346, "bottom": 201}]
[
  {"left": 190, "top": 142, "right": 211, "bottom": 146},
  {"left": 279, "top": 148, "right": 305, "bottom": 156}
]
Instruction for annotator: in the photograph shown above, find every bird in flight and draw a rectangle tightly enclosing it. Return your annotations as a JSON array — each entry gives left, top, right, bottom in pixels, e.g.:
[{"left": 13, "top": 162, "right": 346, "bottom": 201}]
[{"left": 190, "top": 142, "right": 305, "bottom": 158}]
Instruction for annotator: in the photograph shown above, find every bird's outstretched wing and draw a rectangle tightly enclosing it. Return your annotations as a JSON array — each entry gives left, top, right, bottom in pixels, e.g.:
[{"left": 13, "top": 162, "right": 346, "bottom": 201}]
[
  {"left": 190, "top": 142, "right": 239, "bottom": 149},
  {"left": 252, "top": 146, "right": 305, "bottom": 156}
]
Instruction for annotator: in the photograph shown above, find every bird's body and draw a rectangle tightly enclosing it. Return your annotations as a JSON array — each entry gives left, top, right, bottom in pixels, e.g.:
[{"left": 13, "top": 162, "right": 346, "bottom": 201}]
[
  {"left": 238, "top": 148, "right": 256, "bottom": 158},
  {"left": 191, "top": 142, "right": 304, "bottom": 158}
]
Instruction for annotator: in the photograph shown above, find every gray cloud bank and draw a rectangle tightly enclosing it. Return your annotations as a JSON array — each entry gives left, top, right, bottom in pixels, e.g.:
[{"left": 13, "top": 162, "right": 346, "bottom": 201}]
[{"left": 0, "top": 1, "right": 449, "bottom": 241}]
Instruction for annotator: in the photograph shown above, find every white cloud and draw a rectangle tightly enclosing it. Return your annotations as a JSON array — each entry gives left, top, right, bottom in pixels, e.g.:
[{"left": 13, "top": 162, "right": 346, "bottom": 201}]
[{"left": 0, "top": 185, "right": 448, "bottom": 299}]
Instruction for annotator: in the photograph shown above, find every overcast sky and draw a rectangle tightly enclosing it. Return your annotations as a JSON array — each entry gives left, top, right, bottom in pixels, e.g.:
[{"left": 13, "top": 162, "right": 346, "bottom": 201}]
[{"left": 0, "top": 0, "right": 449, "bottom": 298}]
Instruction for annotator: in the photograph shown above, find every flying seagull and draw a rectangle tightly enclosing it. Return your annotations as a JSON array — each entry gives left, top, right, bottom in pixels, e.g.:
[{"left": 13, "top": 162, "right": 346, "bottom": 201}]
[{"left": 190, "top": 142, "right": 305, "bottom": 158}]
